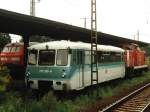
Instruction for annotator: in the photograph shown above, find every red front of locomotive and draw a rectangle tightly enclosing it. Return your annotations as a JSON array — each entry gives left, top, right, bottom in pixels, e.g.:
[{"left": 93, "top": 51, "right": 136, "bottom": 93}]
[
  {"left": 124, "top": 50, "right": 135, "bottom": 67},
  {"left": 124, "top": 44, "right": 148, "bottom": 75},
  {"left": 136, "top": 51, "right": 146, "bottom": 66},
  {"left": 125, "top": 49, "right": 147, "bottom": 67},
  {"left": 0, "top": 43, "right": 24, "bottom": 66}
]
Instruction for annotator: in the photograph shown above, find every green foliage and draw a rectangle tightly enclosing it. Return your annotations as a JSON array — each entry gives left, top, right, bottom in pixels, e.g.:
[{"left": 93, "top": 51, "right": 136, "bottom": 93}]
[
  {"left": 144, "top": 45, "right": 150, "bottom": 56},
  {"left": 40, "top": 92, "right": 58, "bottom": 111},
  {"left": 26, "top": 101, "right": 44, "bottom": 112},
  {"left": 98, "top": 86, "right": 114, "bottom": 98},
  {"left": 0, "top": 92, "right": 25, "bottom": 112},
  {"left": 0, "top": 33, "right": 11, "bottom": 52},
  {"left": 56, "top": 100, "right": 77, "bottom": 112},
  {"left": 0, "top": 66, "right": 9, "bottom": 76},
  {"left": 0, "top": 72, "right": 150, "bottom": 112}
]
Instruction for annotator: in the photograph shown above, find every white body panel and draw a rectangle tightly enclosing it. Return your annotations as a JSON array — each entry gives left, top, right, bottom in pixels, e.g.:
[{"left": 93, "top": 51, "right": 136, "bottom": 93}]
[
  {"left": 69, "top": 64, "right": 125, "bottom": 90},
  {"left": 134, "top": 65, "right": 148, "bottom": 69}
]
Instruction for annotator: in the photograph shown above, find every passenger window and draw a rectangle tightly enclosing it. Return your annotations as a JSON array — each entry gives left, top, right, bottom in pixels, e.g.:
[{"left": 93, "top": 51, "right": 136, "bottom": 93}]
[
  {"left": 110, "top": 52, "right": 116, "bottom": 62},
  {"left": 115, "top": 53, "right": 122, "bottom": 61},
  {"left": 97, "top": 51, "right": 102, "bottom": 63},
  {"left": 85, "top": 51, "right": 91, "bottom": 64},
  {"left": 110, "top": 52, "right": 122, "bottom": 62},
  {"left": 98, "top": 52, "right": 112, "bottom": 63},
  {"left": 57, "top": 49, "right": 68, "bottom": 66}
]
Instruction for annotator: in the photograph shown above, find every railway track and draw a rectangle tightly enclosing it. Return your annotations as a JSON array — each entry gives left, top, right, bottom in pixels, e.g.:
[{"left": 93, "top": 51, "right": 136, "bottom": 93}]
[{"left": 99, "top": 83, "right": 150, "bottom": 112}]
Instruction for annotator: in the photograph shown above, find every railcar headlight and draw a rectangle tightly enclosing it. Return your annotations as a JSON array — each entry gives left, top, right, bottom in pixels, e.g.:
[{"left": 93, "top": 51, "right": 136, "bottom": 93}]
[
  {"left": 62, "top": 69, "right": 66, "bottom": 78},
  {"left": 62, "top": 72, "right": 66, "bottom": 78}
]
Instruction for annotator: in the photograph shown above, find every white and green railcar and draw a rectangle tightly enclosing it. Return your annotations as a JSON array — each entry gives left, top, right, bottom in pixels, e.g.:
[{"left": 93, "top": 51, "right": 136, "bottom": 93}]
[{"left": 26, "top": 40, "right": 125, "bottom": 91}]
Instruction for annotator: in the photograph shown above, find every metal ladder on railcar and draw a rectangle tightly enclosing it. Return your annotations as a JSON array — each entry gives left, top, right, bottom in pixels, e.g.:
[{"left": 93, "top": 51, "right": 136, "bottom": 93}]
[{"left": 91, "top": 0, "right": 98, "bottom": 85}]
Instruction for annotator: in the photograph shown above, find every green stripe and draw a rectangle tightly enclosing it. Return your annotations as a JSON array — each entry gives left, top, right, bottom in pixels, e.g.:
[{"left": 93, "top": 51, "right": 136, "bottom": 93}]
[{"left": 27, "top": 61, "right": 125, "bottom": 81}]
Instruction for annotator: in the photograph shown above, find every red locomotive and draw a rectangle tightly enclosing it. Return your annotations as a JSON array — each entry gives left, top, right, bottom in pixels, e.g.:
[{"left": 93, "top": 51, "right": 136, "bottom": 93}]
[
  {"left": 0, "top": 42, "right": 25, "bottom": 79},
  {"left": 0, "top": 42, "right": 38, "bottom": 79},
  {"left": 123, "top": 43, "right": 148, "bottom": 75},
  {"left": 0, "top": 42, "right": 24, "bottom": 65}
]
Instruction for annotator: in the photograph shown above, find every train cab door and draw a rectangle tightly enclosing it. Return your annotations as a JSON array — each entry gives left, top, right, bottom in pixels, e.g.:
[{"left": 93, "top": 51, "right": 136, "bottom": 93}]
[{"left": 77, "top": 50, "right": 85, "bottom": 88}]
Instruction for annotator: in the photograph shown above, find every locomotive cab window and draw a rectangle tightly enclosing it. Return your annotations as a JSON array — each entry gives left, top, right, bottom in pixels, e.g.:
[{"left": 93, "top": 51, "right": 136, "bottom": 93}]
[
  {"left": 11, "top": 46, "right": 21, "bottom": 52},
  {"left": 57, "top": 49, "right": 68, "bottom": 66},
  {"left": 28, "top": 50, "right": 37, "bottom": 65},
  {"left": 38, "top": 50, "right": 55, "bottom": 66},
  {"left": 2, "top": 46, "right": 11, "bottom": 53},
  {"left": 15, "top": 46, "right": 21, "bottom": 52}
]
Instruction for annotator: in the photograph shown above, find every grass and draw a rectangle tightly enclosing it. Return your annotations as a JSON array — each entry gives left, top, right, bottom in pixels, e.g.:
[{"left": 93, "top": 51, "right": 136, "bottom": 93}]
[{"left": 0, "top": 69, "right": 150, "bottom": 112}]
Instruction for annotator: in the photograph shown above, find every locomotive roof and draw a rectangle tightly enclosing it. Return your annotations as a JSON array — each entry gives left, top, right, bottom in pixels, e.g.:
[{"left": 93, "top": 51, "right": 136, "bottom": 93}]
[
  {"left": 4, "top": 42, "right": 39, "bottom": 47},
  {"left": 5, "top": 42, "right": 24, "bottom": 46},
  {"left": 28, "top": 40, "right": 124, "bottom": 52}
]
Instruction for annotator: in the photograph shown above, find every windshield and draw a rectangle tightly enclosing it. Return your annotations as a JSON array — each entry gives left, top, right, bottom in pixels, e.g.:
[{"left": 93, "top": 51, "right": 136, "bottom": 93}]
[
  {"left": 10, "top": 46, "right": 21, "bottom": 52},
  {"left": 57, "top": 49, "right": 68, "bottom": 66},
  {"left": 38, "top": 50, "right": 55, "bottom": 66},
  {"left": 2, "top": 46, "right": 11, "bottom": 53},
  {"left": 28, "top": 50, "right": 37, "bottom": 65}
]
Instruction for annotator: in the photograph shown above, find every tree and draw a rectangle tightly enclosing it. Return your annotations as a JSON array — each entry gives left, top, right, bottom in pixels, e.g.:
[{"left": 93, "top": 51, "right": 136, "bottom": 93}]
[
  {"left": 19, "top": 35, "right": 54, "bottom": 43},
  {"left": 29, "top": 35, "right": 54, "bottom": 42},
  {"left": 144, "top": 45, "right": 150, "bottom": 56},
  {"left": 0, "top": 33, "right": 11, "bottom": 52}
]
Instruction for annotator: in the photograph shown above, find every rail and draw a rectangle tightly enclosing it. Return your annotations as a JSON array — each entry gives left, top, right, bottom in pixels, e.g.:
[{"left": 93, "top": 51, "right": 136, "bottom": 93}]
[{"left": 99, "top": 82, "right": 150, "bottom": 112}]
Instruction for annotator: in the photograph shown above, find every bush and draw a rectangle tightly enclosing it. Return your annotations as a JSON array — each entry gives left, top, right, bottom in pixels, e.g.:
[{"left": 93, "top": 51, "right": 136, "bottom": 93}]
[
  {"left": 0, "top": 72, "right": 150, "bottom": 112},
  {"left": 40, "top": 92, "right": 58, "bottom": 112}
]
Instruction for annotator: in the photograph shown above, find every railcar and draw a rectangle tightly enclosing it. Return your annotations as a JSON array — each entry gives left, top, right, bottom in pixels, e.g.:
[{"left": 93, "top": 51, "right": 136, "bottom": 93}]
[{"left": 26, "top": 40, "right": 125, "bottom": 91}]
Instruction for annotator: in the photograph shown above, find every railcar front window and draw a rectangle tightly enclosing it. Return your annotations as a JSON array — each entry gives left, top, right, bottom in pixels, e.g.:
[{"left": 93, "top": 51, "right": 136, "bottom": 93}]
[
  {"left": 57, "top": 49, "right": 68, "bottom": 66},
  {"left": 39, "top": 50, "right": 55, "bottom": 66},
  {"left": 28, "top": 50, "right": 37, "bottom": 65}
]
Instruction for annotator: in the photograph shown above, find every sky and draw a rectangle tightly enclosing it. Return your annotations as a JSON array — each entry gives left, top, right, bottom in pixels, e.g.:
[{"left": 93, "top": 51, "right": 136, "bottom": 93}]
[{"left": 0, "top": 0, "right": 150, "bottom": 43}]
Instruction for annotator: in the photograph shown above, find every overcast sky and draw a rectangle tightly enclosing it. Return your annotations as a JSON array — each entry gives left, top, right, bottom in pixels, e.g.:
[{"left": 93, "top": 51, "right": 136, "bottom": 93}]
[{"left": 0, "top": 0, "right": 150, "bottom": 43}]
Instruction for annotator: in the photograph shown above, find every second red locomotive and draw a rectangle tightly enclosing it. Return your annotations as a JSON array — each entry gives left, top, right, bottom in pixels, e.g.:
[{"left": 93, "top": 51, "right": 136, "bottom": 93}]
[{"left": 123, "top": 43, "right": 148, "bottom": 76}]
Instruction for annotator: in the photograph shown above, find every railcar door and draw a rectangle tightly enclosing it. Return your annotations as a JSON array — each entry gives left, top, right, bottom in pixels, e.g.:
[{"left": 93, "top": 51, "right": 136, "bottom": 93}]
[{"left": 77, "top": 50, "right": 85, "bottom": 88}]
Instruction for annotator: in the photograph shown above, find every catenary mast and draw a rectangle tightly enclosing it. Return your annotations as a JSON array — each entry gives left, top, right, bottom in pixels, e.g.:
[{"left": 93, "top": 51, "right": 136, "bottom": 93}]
[
  {"left": 91, "top": 0, "right": 98, "bottom": 84},
  {"left": 30, "top": 0, "right": 40, "bottom": 16}
]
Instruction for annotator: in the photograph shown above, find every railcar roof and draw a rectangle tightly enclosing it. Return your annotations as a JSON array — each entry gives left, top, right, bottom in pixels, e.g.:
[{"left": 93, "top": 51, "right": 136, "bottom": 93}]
[{"left": 28, "top": 40, "right": 124, "bottom": 52}]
